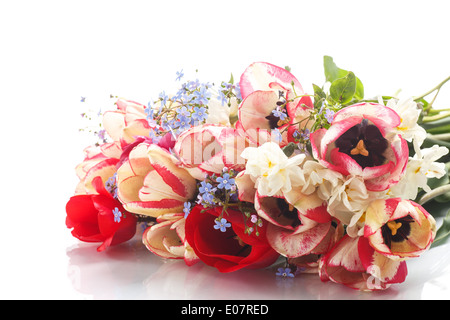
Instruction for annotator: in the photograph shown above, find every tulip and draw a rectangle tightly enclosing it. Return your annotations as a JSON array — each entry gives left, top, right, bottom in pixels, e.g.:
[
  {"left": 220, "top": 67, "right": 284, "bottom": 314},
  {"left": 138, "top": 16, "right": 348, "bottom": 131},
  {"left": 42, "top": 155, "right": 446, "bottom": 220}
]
[
  {"left": 319, "top": 235, "right": 407, "bottom": 291},
  {"left": 66, "top": 176, "right": 137, "bottom": 251},
  {"left": 173, "top": 124, "right": 248, "bottom": 180},
  {"left": 363, "top": 198, "right": 436, "bottom": 260},
  {"left": 184, "top": 205, "right": 280, "bottom": 272},
  {"left": 310, "top": 102, "right": 409, "bottom": 191},
  {"left": 237, "top": 62, "right": 313, "bottom": 146},
  {"left": 103, "top": 98, "right": 155, "bottom": 148},
  {"left": 254, "top": 191, "right": 335, "bottom": 258},
  {"left": 74, "top": 144, "right": 122, "bottom": 195},
  {"left": 116, "top": 143, "right": 197, "bottom": 217},
  {"left": 142, "top": 213, "right": 199, "bottom": 266}
]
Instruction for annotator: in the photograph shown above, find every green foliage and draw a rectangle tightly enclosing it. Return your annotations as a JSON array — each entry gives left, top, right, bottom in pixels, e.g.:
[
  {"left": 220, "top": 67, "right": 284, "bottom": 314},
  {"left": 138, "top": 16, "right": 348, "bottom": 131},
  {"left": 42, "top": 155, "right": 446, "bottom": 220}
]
[{"left": 323, "top": 56, "right": 364, "bottom": 105}]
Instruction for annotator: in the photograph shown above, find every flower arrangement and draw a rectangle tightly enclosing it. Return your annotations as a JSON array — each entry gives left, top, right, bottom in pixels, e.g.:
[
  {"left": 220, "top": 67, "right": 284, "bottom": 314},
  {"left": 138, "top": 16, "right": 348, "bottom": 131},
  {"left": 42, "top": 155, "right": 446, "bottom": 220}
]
[{"left": 66, "top": 57, "right": 450, "bottom": 291}]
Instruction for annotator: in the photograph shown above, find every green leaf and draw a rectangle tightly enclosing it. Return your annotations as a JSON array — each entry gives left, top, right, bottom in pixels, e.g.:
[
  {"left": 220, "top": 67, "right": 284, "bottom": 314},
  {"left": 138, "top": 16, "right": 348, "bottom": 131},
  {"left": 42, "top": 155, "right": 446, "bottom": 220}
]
[
  {"left": 324, "top": 56, "right": 364, "bottom": 101},
  {"left": 312, "top": 83, "right": 326, "bottom": 109},
  {"left": 323, "top": 56, "right": 348, "bottom": 83},
  {"left": 329, "top": 71, "right": 356, "bottom": 104},
  {"left": 431, "top": 209, "right": 450, "bottom": 248},
  {"left": 284, "top": 66, "right": 292, "bottom": 72},
  {"left": 229, "top": 73, "right": 234, "bottom": 84},
  {"left": 282, "top": 142, "right": 297, "bottom": 157},
  {"left": 354, "top": 77, "right": 364, "bottom": 101}
]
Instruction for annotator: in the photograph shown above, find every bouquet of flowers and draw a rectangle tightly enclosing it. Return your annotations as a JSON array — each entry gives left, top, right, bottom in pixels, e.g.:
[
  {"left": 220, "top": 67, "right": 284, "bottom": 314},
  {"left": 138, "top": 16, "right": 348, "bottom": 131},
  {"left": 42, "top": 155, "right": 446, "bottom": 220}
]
[{"left": 66, "top": 57, "right": 450, "bottom": 291}]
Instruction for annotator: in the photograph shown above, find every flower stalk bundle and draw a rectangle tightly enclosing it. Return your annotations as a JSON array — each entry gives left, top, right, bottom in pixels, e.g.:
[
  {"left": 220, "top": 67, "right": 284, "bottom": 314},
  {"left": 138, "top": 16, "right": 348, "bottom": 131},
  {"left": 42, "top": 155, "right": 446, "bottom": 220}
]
[{"left": 66, "top": 57, "right": 450, "bottom": 291}]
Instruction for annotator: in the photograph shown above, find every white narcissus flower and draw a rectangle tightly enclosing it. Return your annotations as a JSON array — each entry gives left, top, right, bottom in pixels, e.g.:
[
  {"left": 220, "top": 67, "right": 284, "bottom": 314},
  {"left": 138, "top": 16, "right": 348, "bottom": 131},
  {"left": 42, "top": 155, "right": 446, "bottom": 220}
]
[
  {"left": 327, "top": 176, "right": 373, "bottom": 226},
  {"left": 382, "top": 97, "right": 427, "bottom": 146},
  {"left": 389, "top": 143, "right": 449, "bottom": 200},
  {"left": 300, "top": 160, "right": 344, "bottom": 200},
  {"left": 240, "top": 142, "right": 306, "bottom": 197}
]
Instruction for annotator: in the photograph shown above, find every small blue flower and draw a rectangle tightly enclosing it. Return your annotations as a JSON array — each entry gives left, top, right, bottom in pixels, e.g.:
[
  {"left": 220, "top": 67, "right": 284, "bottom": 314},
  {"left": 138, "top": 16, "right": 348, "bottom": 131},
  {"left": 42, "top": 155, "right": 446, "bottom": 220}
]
[
  {"left": 176, "top": 106, "right": 191, "bottom": 118},
  {"left": 175, "top": 115, "right": 191, "bottom": 132},
  {"left": 112, "top": 207, "right": 122, "bottom": 223},
  {"left": 216, "top": 173, "right": 235, "bottom": 190},
  {"left": 199, "top": 181, "right": 213, "bottom": 194},
  {"left": 193, "top": 86, "right": 211, "bottom": 105},
  {"left": 159, "top": 91, "right": 169, "bottom": 106},
  {"left": 192, "top": 106, "right": 208, "bottom": 122},
  {"left": 234, "top": 83, "right": 242, "bottom": 100},
  {"left": 272, "top": 109, "right": 287, "bottom": 120},
  {"left": 202, "top": 192, "right": 215, "bottom": 205},
  {"left": 325, "top": 109, "right": 335, "bottom": 123},
  {"left": 80, "top": 96, "right": 86, "bottom": 102},
  {"left": 183, "top": 202, "right": 191, "bottom": 218},
  {"left": 217, "top": 91, "right": 228, "bottom": 106},
  {"left": 176, "top": 69, "right": 184, "bottom": 81},
  {"left": 214, "top": 218, "right": 231, "bottom": 232},
  {"left": 271, "top": 128, "right": 282, "bottom": 143},
  {"left": 276, "top": 267, "right": 295, "bottom": 278}
]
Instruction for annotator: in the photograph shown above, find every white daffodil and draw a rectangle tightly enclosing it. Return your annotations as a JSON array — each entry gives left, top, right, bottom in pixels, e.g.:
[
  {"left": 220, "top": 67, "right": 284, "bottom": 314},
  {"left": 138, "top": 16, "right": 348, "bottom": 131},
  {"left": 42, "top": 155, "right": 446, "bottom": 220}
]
[
  {"left": 300, "top": 160, "right": 344, "bottom": 200},
  {"left": 389, "top": 143, "right": 449, "bottom": 200},
  {"left": 240, "top": 142, "right": 306, "bottom": 196},
  {"left": 382, "top": 96, "right": 427, "bottom": 146},
  {"left": 327, "top": 175, "right": 374, "bottom": 226}
]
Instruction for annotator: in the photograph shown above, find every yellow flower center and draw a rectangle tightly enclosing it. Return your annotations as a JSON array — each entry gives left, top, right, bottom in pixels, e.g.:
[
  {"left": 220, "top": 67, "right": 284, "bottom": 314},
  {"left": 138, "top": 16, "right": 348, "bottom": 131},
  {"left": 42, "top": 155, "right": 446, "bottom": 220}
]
[
  {"left": 350, "top": 139, "right": 369, "bottom": 157},
  {"left": 387, "top": 221, "right": 403, "bottom": 236}
]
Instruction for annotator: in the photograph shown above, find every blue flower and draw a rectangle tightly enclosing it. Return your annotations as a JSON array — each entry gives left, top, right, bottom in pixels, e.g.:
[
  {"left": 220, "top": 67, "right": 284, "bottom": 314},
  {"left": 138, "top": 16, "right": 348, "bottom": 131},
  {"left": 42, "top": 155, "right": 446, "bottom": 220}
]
[
  {"left": 192, "top": 86, "right": 211, "bottom": 105},
  {"left": 276, "top": 267, "right": 295, "bottom": 278},
  {"left": 216, "top": 173, "right": 235, "bottom": 190},
  {"left": 271, "top": 128, "right": 282, "bottom": 143},
  {"left": 199, "top": 181, "right": 213, "bottom": 194},
  {"left": 192, "top": 106, "right": 208, "bottom": 122},
  {"left": 272, "top": 108, "right": 287, "bottom": 120},
  {"left": 176, "top": 69, "right": 184, "bottom": 81},
  {"left": 175, "top": 115, "right": 191, "bottom": 132},
  {"left": 183, "top": 202, "right": 191, "bottom": 218},
  {"left": 325, "top": 109, "right": 335, "bottom": 123},
  {"left": 234, "top": 83, "right": 242, "bottom": 100},
  {"left": 159, "top": 91, "right": 169, "bottom": 107},
  {"left": 217, "top": 91, "right": 228, "bottom": 106},
  {"left": 80, "top": 96, "right": 86, "bottom": 102},
  {"left": 202, "top": 192, "right": 215, "bottom": 204},
  {"left": 214, "top": 218, "right": 231, "bottom": 232},
  {"left": 176, "top": 106, "right": 191, "bottom": 118},
  {"left": 112, "top": 207, "right": 122, "bottom": 223}
]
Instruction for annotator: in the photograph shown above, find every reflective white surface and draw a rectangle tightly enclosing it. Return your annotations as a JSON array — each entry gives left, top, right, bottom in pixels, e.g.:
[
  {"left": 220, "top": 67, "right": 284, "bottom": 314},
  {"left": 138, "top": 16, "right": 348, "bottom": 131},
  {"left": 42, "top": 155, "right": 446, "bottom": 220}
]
[
  {"left": 62, "top": 229, "right": 450, "bottom": 300},
  {"left": 1, "top": 0, "right": 450, "bottom": 300}
]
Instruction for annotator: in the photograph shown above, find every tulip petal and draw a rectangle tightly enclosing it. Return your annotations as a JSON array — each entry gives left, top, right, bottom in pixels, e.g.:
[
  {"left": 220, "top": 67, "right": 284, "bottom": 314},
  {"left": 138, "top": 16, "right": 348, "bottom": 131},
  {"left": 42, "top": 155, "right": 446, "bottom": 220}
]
[
  {"left": 266, "top": 221, "right": 331, "bottom": 258},
  {"left": 239, "top": 62, "right": 304, "bottom": 100}
]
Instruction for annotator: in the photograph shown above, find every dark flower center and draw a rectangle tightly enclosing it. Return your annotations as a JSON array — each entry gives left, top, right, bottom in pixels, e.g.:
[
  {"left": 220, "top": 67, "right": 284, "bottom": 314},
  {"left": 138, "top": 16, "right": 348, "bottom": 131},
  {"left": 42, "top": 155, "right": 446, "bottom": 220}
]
[
  {"left": 334, "top": 119, "right": 388, "bottom": 168},
  {"left": 381, "top": 215, "right": 415, "bottom": 248},
  {"left": 277, "top": 198, "right": 302, "bottom": 228}
]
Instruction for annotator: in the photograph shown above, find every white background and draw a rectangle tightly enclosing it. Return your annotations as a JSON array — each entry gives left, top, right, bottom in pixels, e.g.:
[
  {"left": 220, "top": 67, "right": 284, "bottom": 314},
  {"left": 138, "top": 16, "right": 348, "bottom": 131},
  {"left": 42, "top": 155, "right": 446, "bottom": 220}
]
[{"left": 1, "top": 0, "right": 450, "bottom": 299}]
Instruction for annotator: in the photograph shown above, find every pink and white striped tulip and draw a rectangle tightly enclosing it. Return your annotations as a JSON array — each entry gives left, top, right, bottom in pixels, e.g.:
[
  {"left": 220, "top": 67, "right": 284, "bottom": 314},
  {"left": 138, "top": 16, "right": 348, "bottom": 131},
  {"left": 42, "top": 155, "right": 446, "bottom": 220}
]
[
  {"left": 116, "top": 143, "right": 197, "bottom": 217},
  {"left": 319, "top": 235, "right": 408, "bottom": 291},
  {"left": 173, "top": 124, "right": 248, "bottom": 179},
  {"left": 364, "top": 198, "right": 436, "bottom": 260},
  {"left": 74, "top": 143, "right": 122, "bottom": 195},
  {"left": 310, "top": 102, "right": 409, "bottom": 191},
  {"left": 142, "top": 213, "right": 199, "bottom": 266},
  {"left": 103, "top": 98, "right": 155, "bottom": 148},
  {"left": 254, "top": 190, "right": 335, "bottom": 258},
  {"left": 237, "top": 62, "right": 313, "bottom": 146}
]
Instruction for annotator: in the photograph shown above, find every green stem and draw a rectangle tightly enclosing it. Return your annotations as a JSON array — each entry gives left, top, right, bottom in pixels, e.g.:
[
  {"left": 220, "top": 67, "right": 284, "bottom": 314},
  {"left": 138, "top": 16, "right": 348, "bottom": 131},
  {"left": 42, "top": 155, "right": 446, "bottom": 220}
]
[
  {"left": 419, "top": 184, "right": 450, "bottom": 205},
  {"left": 428, "top": 133, "right": 450, "bottom": 141},
  {"left": 414, "top": 75, "right": 450, "bottom": 101},
  {"left": 422, "top": 111, "right": 450, "bottom": 123}
]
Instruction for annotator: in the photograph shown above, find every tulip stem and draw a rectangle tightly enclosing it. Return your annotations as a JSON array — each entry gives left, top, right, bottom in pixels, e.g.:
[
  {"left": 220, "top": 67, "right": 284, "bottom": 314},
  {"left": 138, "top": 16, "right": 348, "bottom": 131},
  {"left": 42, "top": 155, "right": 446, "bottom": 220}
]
[
  {"left": 419, "top": 184, "right": 450, "bottom": 205},
  {"left": 414, "top": 75, "right": 450, "bottom": 102}
]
